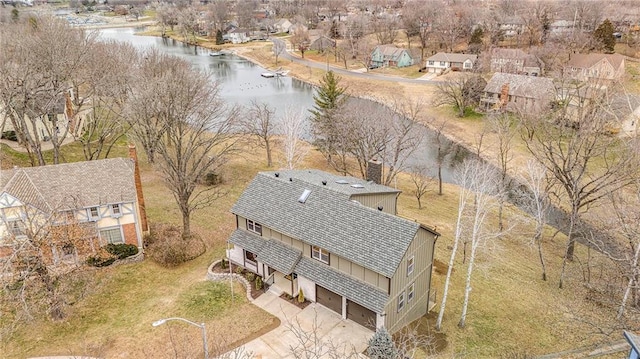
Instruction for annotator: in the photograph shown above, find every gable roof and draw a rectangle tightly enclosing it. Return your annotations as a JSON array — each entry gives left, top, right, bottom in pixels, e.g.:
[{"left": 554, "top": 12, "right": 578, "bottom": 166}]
[
  {"left": 484, "top": 73, "right": 555, "bottom": 100},
  {"left": 566, "top": 53, "right": 625, "bottom": 69},
  {"left": 0, "top": 158, "right": 137, "bottom": 212},
  {"left": 231, "top": 171, "right": 420, "bottom": 278},
  {"left": 426, "top": 52, "right": 477, "bottom": 63},
  {"left": 374, "top": 45, "right": 412, "bottom": 60}
]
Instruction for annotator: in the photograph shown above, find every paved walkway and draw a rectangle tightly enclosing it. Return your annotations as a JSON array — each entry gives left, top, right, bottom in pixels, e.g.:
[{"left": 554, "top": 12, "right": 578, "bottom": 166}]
[{"left": 229, "top": 290, "right": 372, "bottom": 358}]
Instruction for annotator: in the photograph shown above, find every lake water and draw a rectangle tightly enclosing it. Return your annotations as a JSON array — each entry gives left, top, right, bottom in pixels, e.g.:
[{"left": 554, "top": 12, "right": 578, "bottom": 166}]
[
  {"left": 98, "top": 27, "right": 465, "bottom": 183},
  {"left": 98, "top": 28, "right": 315, "bottom": 116}
]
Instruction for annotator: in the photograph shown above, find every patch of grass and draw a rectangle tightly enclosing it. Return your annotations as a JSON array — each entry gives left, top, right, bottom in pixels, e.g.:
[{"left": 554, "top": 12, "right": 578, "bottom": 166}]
[{"left": 177, "top": 281, "right": 240, "bottom": 320}]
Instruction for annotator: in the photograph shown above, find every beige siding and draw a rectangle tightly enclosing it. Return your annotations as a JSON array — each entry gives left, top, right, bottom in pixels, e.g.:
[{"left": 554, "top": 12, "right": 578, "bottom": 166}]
[
  {"left": 351, "top": 262, "right": 365, "bottom": 280},
  {"left": 386, "top": 227, "right": 437, "bottom": 334},
  {"left": 364, "top": 268, "right": 377, "bottom": 286},
  {"left": 350, "top": 193, "right": 398, "bottom": 214},
  {"left": 339, "top": 257, "right": 351, "bottom": 272},
  {"left": 237, "top": 215, "right": 247, "bottom": 230}
]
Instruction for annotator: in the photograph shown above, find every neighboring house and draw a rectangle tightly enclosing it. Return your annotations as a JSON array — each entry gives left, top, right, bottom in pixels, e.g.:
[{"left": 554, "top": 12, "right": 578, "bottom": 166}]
[
  {"left": 273, "top": 18, "right": 292, "bottom": 33},
  {"left": 223, "top": 28, "right": 251, "bottom": 44},
  {"left": 227, "top": 169, "right": 440, "bottom": 333},
  {"left": 309, "top": 35, "right": 336, "bottom": 52},
  {"left": 490, "top": 48, "right": 543, "bottom": 76},
  {"left": 564, "top": 53, "right": 626, "bottom": 83},
  {"left": 626, "top": 331, "right": 640, "bottom": 359},
  {"left": 289, "top": 23, "right": 309, "bottom": 36},
  {"left": 1, "top": 93, "right": 74, "bottom": 144},
  {"left": 0, "top": 146, "right": 148, "bottom": 268},
  {"left": 425, "top": 52, "right": 477, "bottom": 74},
  {"left": 499, "top": 16, "right": 524, "bottom": 37},
  {"left": 549, "top": 19, "right": 574, "bottom": 36},
  {"left": 481, "top": 73, "right": 555, "bottom": 113},
  {"left": 370, "top": 45, "right": 414, "bottom": 68}
]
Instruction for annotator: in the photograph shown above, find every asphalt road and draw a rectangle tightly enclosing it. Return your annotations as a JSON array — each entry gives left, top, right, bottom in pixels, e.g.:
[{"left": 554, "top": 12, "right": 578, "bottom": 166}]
[{"left": 272, "top": 38, "right": 439, "bottom": 85}]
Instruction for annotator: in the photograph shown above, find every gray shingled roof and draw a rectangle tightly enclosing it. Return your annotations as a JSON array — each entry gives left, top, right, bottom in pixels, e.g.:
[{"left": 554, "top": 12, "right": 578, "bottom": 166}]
[
  {"left": 567, "top": 53, "right": 625, "bottom": 69},
  {"left": 0, "top": 158, "right": 136, "bottom": 211},
  {"left": 484, "top": 73, "right": 555, "bottom": 100},
  {"left": 266, "top": 170, "right": 400, "bottom": 196},
  {"left": 258, "top": 239, "right": 302, "bottom": 274},
  {"left": 295, "top": 257, "right": 388, "bottom": 313},
  {"left": 231, "top": 171, "right": 420, "bottom": 278},
  {"left": 229, "top": 229, "right": 266, "bottom": 255}
]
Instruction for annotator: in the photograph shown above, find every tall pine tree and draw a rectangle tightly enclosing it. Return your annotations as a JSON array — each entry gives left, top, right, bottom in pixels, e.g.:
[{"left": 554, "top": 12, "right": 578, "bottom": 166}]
[
  {"left": 309, "top": 71, "right": 347, "bottom": 161},
  {"left": 593, "top": 19, "right": 616, "bottom": 54}
]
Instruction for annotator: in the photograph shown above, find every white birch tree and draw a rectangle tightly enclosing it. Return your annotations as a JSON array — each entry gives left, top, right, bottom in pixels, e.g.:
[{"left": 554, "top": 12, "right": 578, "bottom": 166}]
[{"left": 279, "top": 106, "right": 309, "bottom": 170}]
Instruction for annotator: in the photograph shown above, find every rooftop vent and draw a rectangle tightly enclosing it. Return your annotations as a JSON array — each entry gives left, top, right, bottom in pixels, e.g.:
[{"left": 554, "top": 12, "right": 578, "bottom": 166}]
[
  {"left": 322, "top": 180, "right": 327, "bottom": 186},
  {"left": 298, "top": 189, "right": 312, "bottom": 203},
  {"left": 289, "top": 178, "right": 293, "bottom": 182},
  {"left": 336, "top": 179, "right": 349, "bottom": 184},
  {"left": 377, "top": 206, "right": 383, "bottom": 211},
  {"left": 275, "top": 173, "right": 279, "bottom": 178},
  {"left": 350, "top": 184, "right": 365, "bottom": 189}
]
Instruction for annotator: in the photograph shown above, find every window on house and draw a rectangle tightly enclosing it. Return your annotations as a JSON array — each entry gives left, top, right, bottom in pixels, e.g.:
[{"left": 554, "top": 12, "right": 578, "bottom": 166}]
[
  {"left": 397, "top": 292, "right": 405, "bottom": 312},
  {"left": 464, "top": 62, "right": 471, "bottom": 68},
  {"left": 311, "top": 245, "right": 329, "bottom": 264},
  {"left": 246, "top": 219, "right": 262, "bottom": 236},
  {"left": 59, "top": 243, "right": 76, "bottom": 262},
  {"left": 100, "top": 228, "right": 123, "bottom": 244},
  {"left": 111, "top": 204, "right": 121, "bottom": 217},
  {"left": 407, "top": 256, "right": 414, "bottom": 276},
  {"left": 8, "top": 220, "right": 26, "bottom": 236},
  {"left": 408, "top": 282, "right": 415, "bottom": 302},
  {"left": 89, "top": 207, "right": 100, "bottom": 220},
  {"left": 245, "top": 250, "right": 257, "bottom": 264},
  {"left": 440, "top": 61, "right": 446, "bottom": 66},
  {"left": 428, "top": 60, "right": 434, "bottom": 66}
]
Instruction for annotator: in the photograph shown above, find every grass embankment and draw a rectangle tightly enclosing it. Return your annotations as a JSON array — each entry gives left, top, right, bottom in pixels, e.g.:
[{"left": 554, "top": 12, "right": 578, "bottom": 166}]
[{"left": 1, "top": 137, "right": 623, "bottom": 358}]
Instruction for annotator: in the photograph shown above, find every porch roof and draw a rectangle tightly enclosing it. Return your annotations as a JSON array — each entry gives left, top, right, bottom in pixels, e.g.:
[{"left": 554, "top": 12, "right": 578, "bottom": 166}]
[
  {"left": 228, "top": 229, "right": 302, "bottom": 274},
  {"left": 228, "top": 229, "right": 265, "bottom": 255}
]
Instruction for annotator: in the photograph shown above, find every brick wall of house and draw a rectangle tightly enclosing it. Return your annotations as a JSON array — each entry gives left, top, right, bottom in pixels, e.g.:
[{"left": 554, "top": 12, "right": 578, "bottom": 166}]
[{"left": 122, "top": 223, "right": 138, "bottom": 246}]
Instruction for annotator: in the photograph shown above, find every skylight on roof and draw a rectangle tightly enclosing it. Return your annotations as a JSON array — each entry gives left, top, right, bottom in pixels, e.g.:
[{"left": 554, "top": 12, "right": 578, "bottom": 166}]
[
  {"left": 335, "top": 180, "right": 349, "bottom": 184},
  {"left": 298, "top": 189, "right": 312, "bottom": 203},
  {"left": 350, "top": 184, "right": 365, "bottom": 189}
]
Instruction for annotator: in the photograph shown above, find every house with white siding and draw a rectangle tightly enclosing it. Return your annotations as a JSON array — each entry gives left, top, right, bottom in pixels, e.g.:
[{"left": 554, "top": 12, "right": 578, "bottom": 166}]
[
  {"left": 227, "top": 169, "right": 439, "bottom": 333},
  {"left": 425, "top": 52, "right": 477, "bottom": 74}
]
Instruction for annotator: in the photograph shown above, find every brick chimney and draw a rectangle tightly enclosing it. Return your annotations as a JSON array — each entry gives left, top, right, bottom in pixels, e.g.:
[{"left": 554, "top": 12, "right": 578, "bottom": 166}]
[
  {"left": 129, "top": 144, "right": 148, "bottom": 233},
  {"left": 366, "top": 159, "right": 383, "bottom": 184},
  {"left": 499, "top": 82, "right": 510, "bottom": 109}
]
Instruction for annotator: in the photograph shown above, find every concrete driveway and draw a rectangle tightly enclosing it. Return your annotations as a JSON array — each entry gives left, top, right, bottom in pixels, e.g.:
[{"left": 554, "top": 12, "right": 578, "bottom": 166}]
[{"left": 231, "top": 291, "right": 372, "bottom": 358}]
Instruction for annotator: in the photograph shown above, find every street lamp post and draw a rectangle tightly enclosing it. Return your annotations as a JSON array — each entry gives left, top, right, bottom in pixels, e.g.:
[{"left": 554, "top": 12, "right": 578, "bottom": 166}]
[{"left": 152, "top": 317, "right": 209, "bottom": 359}]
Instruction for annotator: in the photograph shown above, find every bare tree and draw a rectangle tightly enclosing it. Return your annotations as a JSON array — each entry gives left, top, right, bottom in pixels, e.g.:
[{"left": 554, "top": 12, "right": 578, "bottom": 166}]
[
  {"left": 272, "top": 39, "right": 286, "bottom": 66},
  {"left": 520, "top": 85, "right": 639, "bottom": 288},
  {"left": 518, "top": 160, "right": 552, "bottom": 281},
  {"left": 433, "top": 6, "right": 473, "bottom": 52},
  {"left": 381, "top": 100, "right": 423, "bottom": 186},
  {"left": 371, "top": 14, "right": 399, "bottom": 45},
  {"left": 0, "top": 16, "right": 97, "bottom": 166},
  {"left": 432, "top": 74, "right": 486, "bottom": 118},
  {"left": 341, "top": 14, "right": 368, "bottom": 61},
  {"left": 291, "top": 26, "right": 311, "bottom": 58},
  {"left": 402, "top": 1, "right": 439, "bottom": 60},
  {"left": 177, "top": 7, "right": 200, "bottom": 44},
  {"left": 73, "top": 41, "right": 137, "bottom": 161},
  {"left": 206, "top": 0, "right": 229, "bottom": 34},
  {"left": 130, "top": 54, "right": 240, "bottom": 237},
  {"left": 436, "top": 159, "right": 476, "bottom": 331},
  {"left": 487, "top": 113, "right": 516, "bottom": 232},
  {"left": 458, "top": 159, "right": 507, "bottom": 328},
  {"left": 155, "top": 2, "right": 179, "bottom": 35},
  {"left": 285, "top": 309, "right": 360, "bottom": 359},
  {"left": 236, "top": 0, "right": 257, "bottom": 29},
  {"left": 428, "top": 118, "right": 454, "bottom": 195},
  {"left": 279, "top": 106, "right": 309, "bottom": 170},
  {"left": 242, "top": 101, "right": 276, "bottom": 167},
  {"left": 409, "top": 165, "right": 433, "bottom": 209}
]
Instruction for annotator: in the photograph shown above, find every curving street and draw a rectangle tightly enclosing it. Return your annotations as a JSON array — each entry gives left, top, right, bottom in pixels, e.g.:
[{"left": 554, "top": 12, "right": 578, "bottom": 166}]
[{"left": 271, "top": 38, "right": 440, "bottom": 84}]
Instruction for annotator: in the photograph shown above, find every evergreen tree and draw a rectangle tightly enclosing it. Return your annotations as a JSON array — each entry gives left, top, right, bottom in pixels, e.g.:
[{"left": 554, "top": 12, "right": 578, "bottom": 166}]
[
  {"left": 593, "top": 19, "right": 616, "bottom": 54},
  {"left": 309, "top": 71, "right": 346, "bottom": 164},
  {"left": 215, "top": 29, "right": 223, "bottom": 45},
  {"left": 367, "top": 327, "right": 398, "bottom": 359},
  {"left": 468, "top": 27, "right": 484, "bottom": 54},
  {"left": 309, "top": 70, "right": 346, "bottom": 123}
]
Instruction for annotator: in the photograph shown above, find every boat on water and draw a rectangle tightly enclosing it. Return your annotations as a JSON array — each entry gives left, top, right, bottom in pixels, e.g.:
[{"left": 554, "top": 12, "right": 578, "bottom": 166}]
[
  {"left": 260, "top": 69, "right": 290, "bottom": 78},
  {"left": 209, "top": 51, "right": 225, "bottom": 57}
]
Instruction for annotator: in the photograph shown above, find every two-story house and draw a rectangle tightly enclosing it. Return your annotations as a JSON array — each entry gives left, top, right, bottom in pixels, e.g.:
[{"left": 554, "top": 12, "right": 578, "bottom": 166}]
[
  {"left": 227, "top": 170, "right": 439, "bottom": 333},
  {"left": 424, "top": 52, "right": 477, "bottom": 74},
  {"left": 481, "top": 73, "right": 555, "bottom": 113},
  {"left": 490, "top": 48, "right": 543, "bottom": 76},
  {"left": 370, "top": 45, "right": 414, "bottom": 68},
  {"left": 564, "top": 53, "right": 626, "bottom": 83},
  {"left": 0, "top": 146, "right": 147, "bottom": 268}
]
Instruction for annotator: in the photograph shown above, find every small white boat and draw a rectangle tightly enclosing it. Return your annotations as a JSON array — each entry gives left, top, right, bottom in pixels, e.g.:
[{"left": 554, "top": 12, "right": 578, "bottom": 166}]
[
  {"left": 275, "top": 70, "right": 290, "bottom": 76},
  {"left": 209, "top": 51, "right": 225, "bottom": 57},
  {"left": 261, "top": 72, "right": 275, "bottom": 78},
  {"left": 261, "top": 70, "right": 289, "bottom": 78}
]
